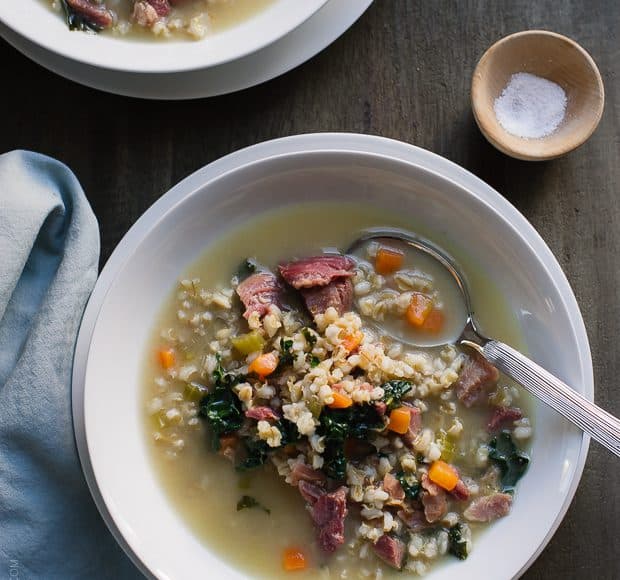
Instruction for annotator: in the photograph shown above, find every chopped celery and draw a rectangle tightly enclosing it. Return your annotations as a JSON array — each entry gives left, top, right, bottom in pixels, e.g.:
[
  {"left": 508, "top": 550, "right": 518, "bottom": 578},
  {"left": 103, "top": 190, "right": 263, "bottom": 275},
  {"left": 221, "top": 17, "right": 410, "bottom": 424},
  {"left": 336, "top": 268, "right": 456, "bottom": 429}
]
[
  {"left": 184, "top": 381, "right": 208, "bottom": 402},
  {"left": 307, "top": 398, "right": 323, "bottom": 418},
  {"left": 232, "top": 331, "right": 265, "bottom": 355},
  {"left": 438, "top": 429, "right": 456, "bottom": 461}
]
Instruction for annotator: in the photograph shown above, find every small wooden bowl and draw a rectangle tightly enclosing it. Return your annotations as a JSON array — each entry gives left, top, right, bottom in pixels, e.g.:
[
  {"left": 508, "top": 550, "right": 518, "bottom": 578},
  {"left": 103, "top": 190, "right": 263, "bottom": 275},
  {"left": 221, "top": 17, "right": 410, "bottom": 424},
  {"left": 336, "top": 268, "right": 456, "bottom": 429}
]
[{"left": 472, "top": 30, "right": 604, "bottom": 161}]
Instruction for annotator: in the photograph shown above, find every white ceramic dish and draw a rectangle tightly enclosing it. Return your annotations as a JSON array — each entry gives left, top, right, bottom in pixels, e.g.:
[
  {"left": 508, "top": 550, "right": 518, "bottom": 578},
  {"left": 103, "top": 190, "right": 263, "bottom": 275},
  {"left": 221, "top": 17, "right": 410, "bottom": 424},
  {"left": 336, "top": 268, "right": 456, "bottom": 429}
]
[
  {"left": 0, "top": 0, "right": 372, "bottom": 99},
  {"left": 0, "top": 0, "right": 327, "bottom": 73},
  {"left": 73, "top": 133, "right": 592, "bottom": 579}
]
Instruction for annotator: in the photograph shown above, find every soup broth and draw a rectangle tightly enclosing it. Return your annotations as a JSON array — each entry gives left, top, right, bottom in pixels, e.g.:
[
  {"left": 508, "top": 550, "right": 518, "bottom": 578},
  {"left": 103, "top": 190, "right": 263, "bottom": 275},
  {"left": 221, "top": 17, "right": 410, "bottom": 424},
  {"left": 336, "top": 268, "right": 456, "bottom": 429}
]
[
  {"left": 143, "top": 202, "right": 532, "bottom": 578},
  {"left": 48, "top": 0, "right": 275, "bottom": 40}
]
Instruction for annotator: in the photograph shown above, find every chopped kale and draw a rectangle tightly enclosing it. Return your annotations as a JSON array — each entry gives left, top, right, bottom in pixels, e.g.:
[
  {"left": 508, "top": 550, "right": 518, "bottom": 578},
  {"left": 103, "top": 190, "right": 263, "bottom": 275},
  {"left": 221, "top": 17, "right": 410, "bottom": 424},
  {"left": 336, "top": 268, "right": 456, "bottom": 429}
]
[
  {"left": 318, "top": 404, "right": 384, "bottom": 480},
  {"left": 236, "top": 258, "right": 258, "bottom": 281},
  {"left": 323, "top": 443, "right": 347, "bottom": 480},
  {"left": 60, "top": 0, "right": 104, "bottom": 32},
  {"left": 234, "top": 419, "right": 298, "bottom": 471},
  {"left": 212, "top": 354, "right": 247, "bottom": 390},
  {"left": 277, "top": 419, "right": 301, "bottom": 447},
  {"left": 308, "top": 355, "right": 320, "bottom": 368},
  {"left": 320, "top": 405, "right": 384, "bottom": 442},
  {"left": 396, "top": 471, "right": 421, "bottom": 500},
  {"left": 236, "top": 495, "right": 270, "bottom": 514},
  {"left": 488, "top": 431, "right": 530, "bottom": 492},
  {"left": 237, "top": 438, "right": 270, "bottom": 470},
  {"left": 199, "top": 356, "right": 245, "bottom": 449},
  {"left": 381, "top": 380, "right": 413, "bottom": 410},
  {"left": 276, "top": 338, "right": 295, "bottom": 371},
  {"left": 319, "top": 409, "right": 350, "bottom": 442},
  {"left": 302, "top": 327, "right": 318, "bottom": 347},
  {"left": 348, "top": 405, "right": 384, "bottom": 439},
  {"left": 448, "top": 523, "right": 469, "bottom": 560}
]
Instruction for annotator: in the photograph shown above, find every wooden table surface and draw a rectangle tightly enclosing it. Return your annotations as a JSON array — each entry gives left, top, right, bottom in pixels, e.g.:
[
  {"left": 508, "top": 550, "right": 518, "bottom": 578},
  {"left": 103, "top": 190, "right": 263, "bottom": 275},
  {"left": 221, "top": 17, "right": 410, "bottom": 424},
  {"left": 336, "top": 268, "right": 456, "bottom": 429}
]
[{"left": 2, "top": 0, "right": 618, "bottom": 578}]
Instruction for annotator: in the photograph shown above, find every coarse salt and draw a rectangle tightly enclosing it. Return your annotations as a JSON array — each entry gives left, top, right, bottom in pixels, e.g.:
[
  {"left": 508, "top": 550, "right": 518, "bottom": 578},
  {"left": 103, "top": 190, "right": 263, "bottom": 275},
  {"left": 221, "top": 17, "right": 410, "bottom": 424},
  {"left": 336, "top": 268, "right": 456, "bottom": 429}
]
[{"left": 494, "top": 72, "right": 567, "bottom": 139}]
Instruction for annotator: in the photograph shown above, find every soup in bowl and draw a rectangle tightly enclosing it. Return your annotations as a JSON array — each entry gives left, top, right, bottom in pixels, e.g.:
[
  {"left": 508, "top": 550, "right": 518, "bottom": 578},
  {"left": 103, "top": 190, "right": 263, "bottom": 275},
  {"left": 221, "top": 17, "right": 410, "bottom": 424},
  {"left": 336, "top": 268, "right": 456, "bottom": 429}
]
[
  {"left": 78, "top": 134, "right": 592, "bottom": 579},
  {"left": 0, "top": 0, "right": 327, "bottom": 72}
]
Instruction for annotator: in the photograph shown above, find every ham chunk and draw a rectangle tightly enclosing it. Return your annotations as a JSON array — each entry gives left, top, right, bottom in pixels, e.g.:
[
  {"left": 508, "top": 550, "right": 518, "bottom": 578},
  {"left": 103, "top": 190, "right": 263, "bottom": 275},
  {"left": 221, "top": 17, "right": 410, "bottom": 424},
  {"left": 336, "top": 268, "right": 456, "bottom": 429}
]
[
  {"left": 464, "top": 492, "right": 512, "bottom": 522},
  {"left": 450, "top": 479, "right": 470, "bottom": 501},
  {"left": 383, "top": 473, "right": 405, "bottom": 502},
  {"left": 279, "top": 255, "right": 354, "bottom": 289},
  {"left": 401, "top": 405, "right": 422, "bottom": 446},
  {"left": 397, "top": 507, "right": 431, "bottom": 532},
  {"left": 218, "top": 434, "right": 238, "bottom": 463},
  {"left": 310, "top": 487, "right": 348, "bottom": 553},
  {"left": 279, "top": 255, "right": 355, "bottom": 317},
  {"left": 454, "top": 350, "right": 500, "bottom": 407},
  {"left": 373, "top": 535, "right": 405, "bottom": 570},
  {"left": 421, "top": 474, "right": 448, "bottom": 523},
  {"left": 298, "top": 480, "right": 325, "bottom": 504},
  {"left": 66, "top": 0, "right": 114, "bottom": 28},
  {"left": 236, "top": 272, "right": 283, "bottom": 319},
  {"left": 487, "top": 406, "right": 523, "bottom": 432},
  {"left": 244, "top": 406, "right": 280, "bottom": 422},
  {"left": 301, "top": 278, "right": 353, "bottom": 317},
  {"left": 290, "top": 463, "right": 327, "bottom": 486},
  {"left": 146, "top": 0, "right": 171, "bottom": 16}
]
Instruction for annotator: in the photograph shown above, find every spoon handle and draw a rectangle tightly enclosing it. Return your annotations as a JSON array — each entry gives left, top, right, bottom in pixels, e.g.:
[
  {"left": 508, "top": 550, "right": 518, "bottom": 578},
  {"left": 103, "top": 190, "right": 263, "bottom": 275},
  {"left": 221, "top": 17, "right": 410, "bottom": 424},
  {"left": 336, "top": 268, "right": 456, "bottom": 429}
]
[{"left": 483, "top": 340, "right": 620, "bottom": 458}]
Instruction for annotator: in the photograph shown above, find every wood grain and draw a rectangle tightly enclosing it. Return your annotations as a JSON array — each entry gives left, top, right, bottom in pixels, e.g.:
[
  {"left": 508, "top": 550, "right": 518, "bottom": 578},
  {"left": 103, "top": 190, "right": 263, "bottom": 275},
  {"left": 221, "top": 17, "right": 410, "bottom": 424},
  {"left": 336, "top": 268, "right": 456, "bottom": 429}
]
[{"left": 1, "top": 0, "right": 619, "bottom": 577}]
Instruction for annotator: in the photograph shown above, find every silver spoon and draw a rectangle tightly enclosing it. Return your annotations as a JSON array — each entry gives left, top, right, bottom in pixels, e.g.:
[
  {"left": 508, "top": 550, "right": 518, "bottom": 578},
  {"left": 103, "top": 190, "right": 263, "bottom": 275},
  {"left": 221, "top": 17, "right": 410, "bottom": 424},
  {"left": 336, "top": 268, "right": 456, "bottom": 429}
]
[{"left": 348, "top": 229, "right": 620, "bottom": 458}]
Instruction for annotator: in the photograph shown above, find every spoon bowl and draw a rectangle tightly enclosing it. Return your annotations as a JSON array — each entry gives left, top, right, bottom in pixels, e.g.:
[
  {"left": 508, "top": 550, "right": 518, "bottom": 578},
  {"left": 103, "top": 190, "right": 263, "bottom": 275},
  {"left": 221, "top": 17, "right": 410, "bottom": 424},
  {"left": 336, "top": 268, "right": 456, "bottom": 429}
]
[{"left": 350, "top": 229, "right": 620, "bottom": 457}]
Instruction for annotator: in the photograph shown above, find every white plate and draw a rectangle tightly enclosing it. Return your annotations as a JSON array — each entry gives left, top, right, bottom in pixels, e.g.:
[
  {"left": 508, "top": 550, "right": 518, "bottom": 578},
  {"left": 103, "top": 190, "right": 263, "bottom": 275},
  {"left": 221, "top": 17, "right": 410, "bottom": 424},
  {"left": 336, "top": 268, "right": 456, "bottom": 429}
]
[
  {"left": 0, "top": 0, "right": 328, "bottom": 72},
  {"left": 73, "top": 133, "right": 592, "bottom": 579},
  {"left": 0, "top": 0, "right": 372, "bottom": 99}
]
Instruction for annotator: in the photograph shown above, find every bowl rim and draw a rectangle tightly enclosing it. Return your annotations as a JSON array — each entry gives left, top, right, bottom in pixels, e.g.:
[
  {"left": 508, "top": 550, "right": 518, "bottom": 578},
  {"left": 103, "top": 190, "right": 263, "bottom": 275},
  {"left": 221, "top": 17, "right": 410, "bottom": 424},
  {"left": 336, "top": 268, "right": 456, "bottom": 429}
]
[
  {"left": 73, "top": 132, "right": 593, "bottom": 579},
  {"left": 0, "top": 0, "right": 329, "bottom": 73},
  {"left": 471, "top": 29, "right": 605, "bottom": 161}
]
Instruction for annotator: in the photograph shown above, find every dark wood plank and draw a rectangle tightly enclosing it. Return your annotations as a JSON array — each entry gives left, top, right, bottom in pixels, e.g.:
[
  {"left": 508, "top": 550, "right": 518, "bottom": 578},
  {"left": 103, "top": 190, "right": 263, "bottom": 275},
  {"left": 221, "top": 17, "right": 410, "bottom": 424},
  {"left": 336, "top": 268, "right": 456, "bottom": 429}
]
[{"left": 1, "top": 0, "right": 618, "bottom": 577}]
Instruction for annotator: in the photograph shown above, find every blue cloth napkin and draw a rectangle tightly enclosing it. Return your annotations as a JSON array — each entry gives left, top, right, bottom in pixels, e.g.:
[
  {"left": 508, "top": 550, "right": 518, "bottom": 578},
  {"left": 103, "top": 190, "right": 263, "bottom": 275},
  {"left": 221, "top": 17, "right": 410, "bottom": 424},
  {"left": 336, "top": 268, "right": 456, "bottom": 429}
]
[{"left": 0, "top": 151, "right": 139, "bottom": 579}]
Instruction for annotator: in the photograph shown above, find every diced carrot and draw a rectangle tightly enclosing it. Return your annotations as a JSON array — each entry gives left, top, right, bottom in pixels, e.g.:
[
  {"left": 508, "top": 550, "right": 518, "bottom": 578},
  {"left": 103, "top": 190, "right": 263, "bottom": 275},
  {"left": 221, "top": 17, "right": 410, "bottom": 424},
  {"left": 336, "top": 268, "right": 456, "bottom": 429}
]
[
  {"left": 387, "top": 406, "right": 411, "bottom": 434},
  {"left": 405, "top": 293, "right": 433, "bottom": 327},
  {"left": 158, "top": 348, "right": 175, "bottom": 369},
  {"left": 421, "top": 308, "right": 444, "bottom": 333},
  {"left": 248, "top": 352, "right": 279, "bottom": 379},
  {"left": 329, "top": 392, "right": 353, "bottom": 409},
  {"left": 341, "top": 331, "right": 363, "bottom": 353},
  {"left": 282, "top": 547, "right": 307, "bottom": 571},
  {"left": 375, "top": 247, "right": 404, "bottom": 274},
  {"left": 428, "top": 460, "right": 459, "bottom": 491}
]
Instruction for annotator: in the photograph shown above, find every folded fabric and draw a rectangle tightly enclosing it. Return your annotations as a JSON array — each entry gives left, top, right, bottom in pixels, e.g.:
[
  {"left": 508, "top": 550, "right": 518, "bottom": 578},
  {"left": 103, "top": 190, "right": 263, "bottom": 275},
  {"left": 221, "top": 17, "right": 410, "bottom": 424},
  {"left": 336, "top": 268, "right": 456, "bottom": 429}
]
[{"left": 0, "top": 151, "right": 139, "bottom": 579}]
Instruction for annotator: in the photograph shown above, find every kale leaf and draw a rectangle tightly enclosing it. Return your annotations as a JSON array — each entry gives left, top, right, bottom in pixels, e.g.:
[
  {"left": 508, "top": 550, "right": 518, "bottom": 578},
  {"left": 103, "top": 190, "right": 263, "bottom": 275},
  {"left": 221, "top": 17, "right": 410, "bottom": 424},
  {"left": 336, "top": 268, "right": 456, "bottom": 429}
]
[
  {"left": 276, "top": 338, "right": 295, "bottom": 371},
  {"left": 237, "top": 420, "right": 299, "bottom": 471},
  {"left": 323, "top": 443, "right": 347, "bottom": 480},
  {"left": 60, "top": 0, "right": 104, "bottom": 32},
  {"left": 237, "top": 438, "right": 270, "bottom": 470},
  {"left": 277, "top": 419, "right": 301, "bottom": 447},
  {"left": 381, "top": 380, "right": 413, "bottom": 410},
  {"left": 348, "top": 405, "right": 384, "bottom": 439},
  {"left": 488, "top": 431, "right": 530, "bottom": 492},
  {"left": 199, "top": 356, "right": 245, "bottom": 449},
  {"left": 318, "top": 404, "right": 384, "bottom": 480},
  {"left": 302, "top": 327, "right": 318, "bottom": 347},
  {"left": 396, "top": 471, "right": 421, "bottom": 500},
  {"left": 236, "top": 258, "right": 258, "bottom": 282},
  {"left": 236, "top": 495, "right": 270, "bottom": 514},
  {"left": 320, "top": 405, "right": 384, "bottom": 442},
  {"left": 448, "top": 523, "right": 469, "bottom": 560},
  {"left": 308, "top": 355, "right": 320, "bottom": 368}
]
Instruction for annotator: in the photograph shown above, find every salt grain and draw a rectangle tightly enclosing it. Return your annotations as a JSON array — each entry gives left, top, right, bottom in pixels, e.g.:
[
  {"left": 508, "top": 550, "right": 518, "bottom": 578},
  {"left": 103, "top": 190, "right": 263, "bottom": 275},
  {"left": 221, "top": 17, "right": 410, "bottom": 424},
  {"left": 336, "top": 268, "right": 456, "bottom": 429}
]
[{"left": 494, "top": 72, "right": 567, "bottom": 139}]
